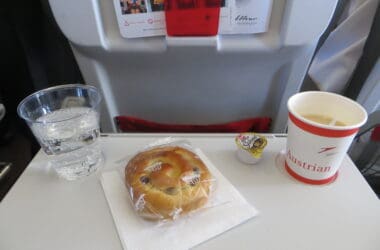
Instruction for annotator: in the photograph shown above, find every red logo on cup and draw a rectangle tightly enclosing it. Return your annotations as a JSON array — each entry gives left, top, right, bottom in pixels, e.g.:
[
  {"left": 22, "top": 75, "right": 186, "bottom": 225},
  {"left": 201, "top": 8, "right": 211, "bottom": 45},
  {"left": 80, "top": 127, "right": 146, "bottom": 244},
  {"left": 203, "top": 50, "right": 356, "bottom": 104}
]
[
  {"left": 147, "top": 18, "right": 153, "bottom": 24},
  {"left": 318, "top": 147, "right": 336, "bottom": 154}
]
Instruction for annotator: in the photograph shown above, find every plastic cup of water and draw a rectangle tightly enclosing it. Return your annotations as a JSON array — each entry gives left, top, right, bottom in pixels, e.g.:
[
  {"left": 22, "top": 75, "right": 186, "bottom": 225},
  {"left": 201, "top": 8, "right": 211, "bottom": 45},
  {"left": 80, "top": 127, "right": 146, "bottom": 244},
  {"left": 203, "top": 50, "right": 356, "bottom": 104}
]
[{"left": 17, "top": 84, "right": 103, "bottom": 180}]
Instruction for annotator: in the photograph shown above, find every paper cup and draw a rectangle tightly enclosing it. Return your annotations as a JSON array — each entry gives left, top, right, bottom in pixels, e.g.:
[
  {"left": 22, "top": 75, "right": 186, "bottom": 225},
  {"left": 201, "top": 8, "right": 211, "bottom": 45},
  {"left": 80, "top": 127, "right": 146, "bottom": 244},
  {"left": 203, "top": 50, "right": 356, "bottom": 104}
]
[{"left": 285, "top": 91, "right": 367, "bottom": 185}]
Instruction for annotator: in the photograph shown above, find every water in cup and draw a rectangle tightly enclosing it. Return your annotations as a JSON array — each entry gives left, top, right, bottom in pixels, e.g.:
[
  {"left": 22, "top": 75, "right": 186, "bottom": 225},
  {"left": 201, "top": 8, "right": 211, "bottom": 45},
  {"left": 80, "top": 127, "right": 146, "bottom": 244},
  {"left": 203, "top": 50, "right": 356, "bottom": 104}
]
[
  {"left": 32, "top": 107, "right": 99, "bottom": 154},
  {"left": 31, "top": 107, "right": 102, "bottom": 180},
  {"left": 18, "top": 84, "right": 103, "bottom": 180}
]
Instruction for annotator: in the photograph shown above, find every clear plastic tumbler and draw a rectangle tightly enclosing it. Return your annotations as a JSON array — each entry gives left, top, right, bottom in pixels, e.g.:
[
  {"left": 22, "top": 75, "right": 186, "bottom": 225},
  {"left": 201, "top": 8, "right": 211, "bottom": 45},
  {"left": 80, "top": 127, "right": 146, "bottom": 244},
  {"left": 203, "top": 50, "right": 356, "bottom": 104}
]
[{"left": 17, "top": 84, "right": 103, "bottom": 180}]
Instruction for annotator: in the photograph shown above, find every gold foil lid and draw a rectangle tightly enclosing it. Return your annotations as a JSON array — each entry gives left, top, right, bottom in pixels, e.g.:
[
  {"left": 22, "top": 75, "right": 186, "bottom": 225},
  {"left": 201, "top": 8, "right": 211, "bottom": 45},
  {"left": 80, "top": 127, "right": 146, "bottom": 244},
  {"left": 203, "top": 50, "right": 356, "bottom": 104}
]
[{"left": 235, "top": 133, "right": 267, "bottom": 159}]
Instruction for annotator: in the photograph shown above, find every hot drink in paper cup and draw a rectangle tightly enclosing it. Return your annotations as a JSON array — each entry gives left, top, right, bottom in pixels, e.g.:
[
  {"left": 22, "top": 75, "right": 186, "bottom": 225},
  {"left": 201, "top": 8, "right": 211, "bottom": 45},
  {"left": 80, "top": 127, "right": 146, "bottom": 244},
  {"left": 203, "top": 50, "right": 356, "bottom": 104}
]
[{"left": 285, "top": 91, "right": 367, "bottom": 185}]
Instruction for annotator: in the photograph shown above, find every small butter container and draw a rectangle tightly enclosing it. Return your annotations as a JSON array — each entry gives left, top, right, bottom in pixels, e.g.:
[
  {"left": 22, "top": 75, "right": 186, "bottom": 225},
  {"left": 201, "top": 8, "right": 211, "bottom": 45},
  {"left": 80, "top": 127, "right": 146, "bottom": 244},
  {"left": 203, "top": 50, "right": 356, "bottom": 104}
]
[{"left": 235, "top": 133, "right": 267, "bottom": 164}]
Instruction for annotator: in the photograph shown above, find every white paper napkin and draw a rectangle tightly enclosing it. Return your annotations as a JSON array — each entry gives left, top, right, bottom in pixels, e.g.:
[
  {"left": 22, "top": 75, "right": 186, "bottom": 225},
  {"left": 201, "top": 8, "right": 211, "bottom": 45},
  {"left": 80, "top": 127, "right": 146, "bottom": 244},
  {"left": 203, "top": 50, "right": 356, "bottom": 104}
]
[{"left": 100, "top": 149, "right": 259, "bottom": 250}]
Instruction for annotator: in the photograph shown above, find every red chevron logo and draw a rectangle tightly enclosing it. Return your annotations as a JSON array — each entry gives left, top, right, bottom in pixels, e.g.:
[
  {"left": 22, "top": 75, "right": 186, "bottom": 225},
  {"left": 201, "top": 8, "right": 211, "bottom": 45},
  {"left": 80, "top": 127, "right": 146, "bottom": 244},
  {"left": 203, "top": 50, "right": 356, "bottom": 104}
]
[{"left": 318, "top": 147, "right": 336, "bottom": 154}]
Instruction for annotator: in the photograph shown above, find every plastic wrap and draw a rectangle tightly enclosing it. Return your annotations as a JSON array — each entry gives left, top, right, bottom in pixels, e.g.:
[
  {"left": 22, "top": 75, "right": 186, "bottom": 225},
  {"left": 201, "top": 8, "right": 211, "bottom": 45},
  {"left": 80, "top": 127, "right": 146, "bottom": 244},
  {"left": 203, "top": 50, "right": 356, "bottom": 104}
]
[{"left": 124, "top": 138, "right": 216, "bottom": 221}]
